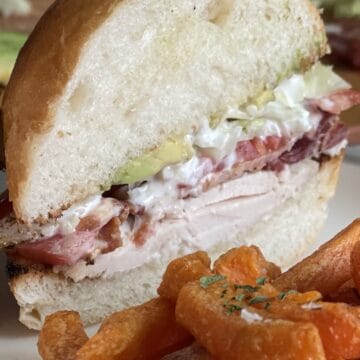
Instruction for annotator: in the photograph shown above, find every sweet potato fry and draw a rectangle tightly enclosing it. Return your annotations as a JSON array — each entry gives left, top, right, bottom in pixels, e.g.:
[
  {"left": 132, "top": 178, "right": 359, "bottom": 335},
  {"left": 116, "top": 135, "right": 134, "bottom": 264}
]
[
  {"left": 274, "top": 219, "right": 360, "bottom": 295},
  {"left": 158, "top": 251, "right": 211, "bottom": 302},
  {"left": 176, "top": 282, "right": 326, "bottom": 360},
  {"left": 38, "top": 311, "right": 88, "bottom": 360},
  {"left": 77, "top": 297, "right": 192, "bottom": 360},
  {"left": 351, "top": 240, "right": 360, "bottom": 295},
  {"left": 267, "top": 300, "right": 360, "bottom": 359},
  {"left": 213, "top": 246, "right": 281, "bottom": 285},
  {"left": 325, "top": 279, "right": 360, "bottom": 305}
]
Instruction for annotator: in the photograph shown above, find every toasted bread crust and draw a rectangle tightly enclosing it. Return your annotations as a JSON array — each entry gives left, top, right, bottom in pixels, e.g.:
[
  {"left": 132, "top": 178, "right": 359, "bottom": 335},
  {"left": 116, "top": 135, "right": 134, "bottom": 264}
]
[{"left": 2, "top": 0, "right": 122, "bottom": 219}]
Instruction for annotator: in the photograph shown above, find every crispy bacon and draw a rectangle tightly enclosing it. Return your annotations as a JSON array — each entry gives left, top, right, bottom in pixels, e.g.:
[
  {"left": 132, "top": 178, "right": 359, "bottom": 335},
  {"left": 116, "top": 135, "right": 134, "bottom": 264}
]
[
  {"left": 12, "top": 232, "right": 98, "bottom": 266},
  {"left": 310, "top": 89, "right": 360, "bottom": 115},
  {"left": 133, "top": 215, "right": 154, "bottom": 247},
  {"left": 190, "top": 136, "right": 291, "bottom": 196},
  {"left": 99, "top": 217, "right": 122, "bottom": 253},
  {"left": 11, "top": 198, "right": 130, "bottom": 266}
]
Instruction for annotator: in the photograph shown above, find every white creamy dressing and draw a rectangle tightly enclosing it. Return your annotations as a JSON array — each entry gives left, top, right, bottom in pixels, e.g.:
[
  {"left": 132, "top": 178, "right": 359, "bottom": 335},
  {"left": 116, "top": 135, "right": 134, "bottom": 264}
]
[
  {"left": 301, "top": 302, "right": 323, "bottom": 310},
  {"left": 40, "top": 195, "right": 103, "bottom": 237},
  {"left": 127, "top": 64, "right": 348, "bottom": 217},
  {"left": 55, "top": 159, "right": 319, "bottom": 281}
]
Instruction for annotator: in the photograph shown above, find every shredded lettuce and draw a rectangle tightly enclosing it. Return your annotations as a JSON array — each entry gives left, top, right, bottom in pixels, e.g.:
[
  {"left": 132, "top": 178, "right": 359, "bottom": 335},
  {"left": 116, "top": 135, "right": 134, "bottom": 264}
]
[
  {"left": 303, "top": 63, "right": 350, "bottom": 98},
  {"left": 196, "top": 64, "right": 349, "bottom": 158}
]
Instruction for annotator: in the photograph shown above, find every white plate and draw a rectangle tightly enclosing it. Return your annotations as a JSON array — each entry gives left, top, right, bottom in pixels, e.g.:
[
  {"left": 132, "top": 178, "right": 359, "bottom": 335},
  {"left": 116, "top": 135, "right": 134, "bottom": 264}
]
[{"left": 0, "top": 159, "right": 359, "bottom": 360}]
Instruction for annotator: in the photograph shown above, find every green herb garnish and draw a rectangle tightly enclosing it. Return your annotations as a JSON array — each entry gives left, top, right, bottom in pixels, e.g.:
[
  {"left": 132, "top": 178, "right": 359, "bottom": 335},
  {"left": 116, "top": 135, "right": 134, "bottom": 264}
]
[
  {"left": 278, "top": 290, "right": 297, "bottom": 301},
  {"left": 234, "top": 285, "right": 260, "bottom": 292},
  {"left": 224, "top": 304, "right": 243, "bottom": 315},
  {"left": 256, "top": 277, "right": 267, "bottom": 285},
  {"left": 249, "top": 296, "right": 269, "bottom": 305},
  {"left": 264, "top": 302, "right": 271, "bottom": 310},
  {"left": 235, "top": 294, "right": 246, "bottom": 302},
  {"left": 200, "top": 274, "right": 226, "bottom": 289}
]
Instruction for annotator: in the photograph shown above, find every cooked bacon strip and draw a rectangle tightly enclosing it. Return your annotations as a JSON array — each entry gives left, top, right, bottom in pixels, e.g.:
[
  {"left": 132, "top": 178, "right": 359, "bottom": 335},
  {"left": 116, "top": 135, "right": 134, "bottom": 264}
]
[
  {"left": 11, "top": 232, "right": 98, "bottom": 266},
  {"left": 279, "top": 137, "right": 315, "bottom": 165},
  {"left": 133, "top": 215, "right": 154, "bottom": 247},
  {"left": 269, "top": 115, "right": 347, "bottom": 170},
  {"left": 11, "top": 198, "right": 128, "bottom": 266},
  {"left": 99, "top": 217, "right": 123, "bottom": 253},
  {"left": 187, "top": 136, "right": 291, "bottom": 196},
  {"left": 310, "top": 89, "right": 360, "bottom": 115}
]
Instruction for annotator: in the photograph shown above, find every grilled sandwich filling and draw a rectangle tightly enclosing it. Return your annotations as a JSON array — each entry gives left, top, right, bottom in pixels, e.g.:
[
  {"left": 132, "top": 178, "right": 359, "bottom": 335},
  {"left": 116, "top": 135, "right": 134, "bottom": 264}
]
[{"left": 3, "top": 63, "right": 360, "bottom": 274}]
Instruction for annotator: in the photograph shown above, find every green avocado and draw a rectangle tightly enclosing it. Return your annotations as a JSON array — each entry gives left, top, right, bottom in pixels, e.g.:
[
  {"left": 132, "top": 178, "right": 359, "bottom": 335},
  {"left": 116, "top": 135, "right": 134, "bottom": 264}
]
[
  {"left": 0, "top": 32, "right": 27, "bottom": 84},
  {"left": 113, "top": 137, "right": 193, "bottom": 185}
]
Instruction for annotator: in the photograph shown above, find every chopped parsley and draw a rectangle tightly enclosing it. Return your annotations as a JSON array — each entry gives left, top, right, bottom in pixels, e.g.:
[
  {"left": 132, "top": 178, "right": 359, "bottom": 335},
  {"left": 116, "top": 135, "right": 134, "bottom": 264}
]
[
  {"left": 256, "top": 277, "right": 267, "bottom": 285},
  {"left": 235, "top": 294, "right": 246, "bottom": 302},
  {"left": 264, "top": 302, "right": 271, "bottom": 310},
  {"left": 200, "top": 274, "right": 226, "bottom": 288},
  {"left": 224, "top": 303, "right": 243, "bottom": 315},
  {"left": 249, "top": 296, "right": 269, "bottom": 305},
  {"left": 278, "top": 290, "right": 298, "bottom": 301},
  {"left": 234, "top": 285, "right": 260, "bottom": 292}
]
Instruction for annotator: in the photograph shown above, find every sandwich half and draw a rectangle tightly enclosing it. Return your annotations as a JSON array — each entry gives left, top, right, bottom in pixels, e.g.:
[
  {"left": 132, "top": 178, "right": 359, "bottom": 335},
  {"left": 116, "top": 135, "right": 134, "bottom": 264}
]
[{"left": 1, "top": 0, "right": 360, "bottom": 330}]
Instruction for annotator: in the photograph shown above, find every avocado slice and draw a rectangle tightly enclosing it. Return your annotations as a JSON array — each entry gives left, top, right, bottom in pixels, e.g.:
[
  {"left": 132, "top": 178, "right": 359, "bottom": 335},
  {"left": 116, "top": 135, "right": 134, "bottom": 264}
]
[
  {"left": 113, "top": 137, "right": 193, "bottom": 185},
  {"left": 0, "top": 32, "right": 27, "bottom": 84}
]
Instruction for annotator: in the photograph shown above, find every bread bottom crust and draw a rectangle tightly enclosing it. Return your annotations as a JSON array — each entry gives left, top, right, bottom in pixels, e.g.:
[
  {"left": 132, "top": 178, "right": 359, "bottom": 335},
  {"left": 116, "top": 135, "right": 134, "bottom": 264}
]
[{"left": 8, "top": 155, "right": 342, "bottom": 330}]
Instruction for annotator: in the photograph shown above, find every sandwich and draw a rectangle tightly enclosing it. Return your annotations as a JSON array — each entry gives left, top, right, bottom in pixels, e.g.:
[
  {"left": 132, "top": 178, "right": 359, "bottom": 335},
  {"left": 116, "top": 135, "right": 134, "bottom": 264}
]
[{"left": 1, "top": 0, "right": 360, "bottom": 330}]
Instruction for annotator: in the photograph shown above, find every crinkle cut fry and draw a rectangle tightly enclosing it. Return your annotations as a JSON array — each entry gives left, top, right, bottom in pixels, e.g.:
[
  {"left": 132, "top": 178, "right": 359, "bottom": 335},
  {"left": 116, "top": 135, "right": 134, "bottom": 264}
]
[
  {"left": 76, "top": 297, "right": 192, "bottom": 360},
  {"left": 38, "top": 311, "right": 88, "bottom": 360}
]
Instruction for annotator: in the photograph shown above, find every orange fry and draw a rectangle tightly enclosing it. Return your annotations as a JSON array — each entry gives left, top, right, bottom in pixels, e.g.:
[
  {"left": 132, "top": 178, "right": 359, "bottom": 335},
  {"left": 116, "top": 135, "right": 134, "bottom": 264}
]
[
  {"left": 267, "top": 300, "right": 360, "bottom": 360},
  {"left": 351, "top": 240, "right": 360, "bottom": 295},
  {"left": 325, "top": 279, "right": 360, "bottom": 305},
  {"left": 77, "top": 297, "right": 192, "bottom": 360},
  {"left": 158, "top": 251, "right": 211, "bottom": 302},
  {"left": 38, "top": 311, "right": 88, "bottom": 360},
  {"left": 274, "top": 219, "right": 360, "bottom": 295},
  {"left": 214, "top": 246, "right": 281, "bottom": 285},
  {"left": 176, "top": 282, "right": 326, "bottom": 360}
]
